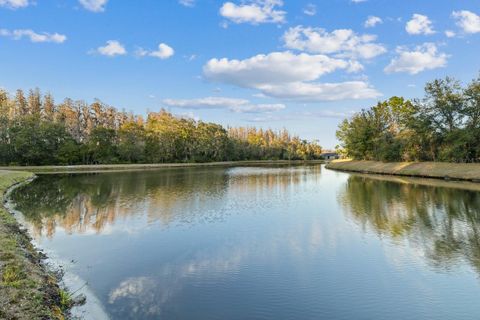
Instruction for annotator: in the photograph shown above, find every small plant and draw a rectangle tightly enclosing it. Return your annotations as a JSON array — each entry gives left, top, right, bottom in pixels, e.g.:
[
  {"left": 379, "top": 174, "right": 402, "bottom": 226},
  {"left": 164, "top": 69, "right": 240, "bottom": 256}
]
[
  {"left": 1, "top": 263, "right": 25, "bottom": 285},
  {"left": 59, "top": 289, "right": 73, "bottom": 310}
]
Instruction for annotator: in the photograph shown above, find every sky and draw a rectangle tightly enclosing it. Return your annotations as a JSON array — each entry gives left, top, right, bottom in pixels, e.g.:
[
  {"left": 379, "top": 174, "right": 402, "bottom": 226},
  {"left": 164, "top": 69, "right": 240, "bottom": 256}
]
[{"left": 1, "top": 0, "right": 480, "bottom": 148}]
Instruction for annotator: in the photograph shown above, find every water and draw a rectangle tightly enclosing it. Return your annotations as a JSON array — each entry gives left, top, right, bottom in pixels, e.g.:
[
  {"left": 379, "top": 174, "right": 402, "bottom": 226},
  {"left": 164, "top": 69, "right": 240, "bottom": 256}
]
[{"left": 10, "top": 165, "right": 480, "bottom": 320}]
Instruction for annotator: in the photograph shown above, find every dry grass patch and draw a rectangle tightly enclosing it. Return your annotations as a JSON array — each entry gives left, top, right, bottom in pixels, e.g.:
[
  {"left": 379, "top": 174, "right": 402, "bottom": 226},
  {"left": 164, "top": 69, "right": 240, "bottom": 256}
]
[{"left": 326, "top": 160, "right": 480, "bottom": 181}]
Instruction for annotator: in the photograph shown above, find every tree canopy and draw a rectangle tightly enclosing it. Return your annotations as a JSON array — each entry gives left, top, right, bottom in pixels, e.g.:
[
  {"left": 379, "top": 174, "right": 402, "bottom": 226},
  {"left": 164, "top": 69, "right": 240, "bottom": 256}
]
[
  {"left": 0, "top": 89, "right": 322, "bottom": 166},
  {"left": 336, "top": 74, "right": 480, "bottom": 163}
]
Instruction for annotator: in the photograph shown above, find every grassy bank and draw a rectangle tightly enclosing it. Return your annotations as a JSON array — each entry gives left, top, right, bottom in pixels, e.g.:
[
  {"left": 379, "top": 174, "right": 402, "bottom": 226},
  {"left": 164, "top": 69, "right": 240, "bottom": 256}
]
[
  {"left": 326, "top": 160, "right": 480, "bottom": 182},
  {"left": 0, "top": 170, "right": 71, "bottom": 319},
  {"left": 0, "top": 160, "right": 324, "bottom": 174}
]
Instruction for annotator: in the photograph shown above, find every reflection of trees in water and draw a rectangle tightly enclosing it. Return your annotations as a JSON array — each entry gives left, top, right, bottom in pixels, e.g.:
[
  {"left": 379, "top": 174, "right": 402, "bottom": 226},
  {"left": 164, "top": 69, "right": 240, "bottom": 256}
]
[
  {"left": 227, "top": 166, "right": 316, "bottom": 194},
  {"left": 339, "top": 175, "right": 480, "bottom": 274},
  {"left": 12, "top": 165, "right": 321, "bottom": 238},
  {"left": 12, "top": 169, "right": 229, "bottom": 237}
]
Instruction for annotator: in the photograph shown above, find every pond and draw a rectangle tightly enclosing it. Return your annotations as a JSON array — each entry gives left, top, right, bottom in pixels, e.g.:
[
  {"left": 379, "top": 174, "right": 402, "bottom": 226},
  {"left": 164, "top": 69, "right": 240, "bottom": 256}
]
[{"left": 10, "top": 164, "right": 480, "bottom": 320}]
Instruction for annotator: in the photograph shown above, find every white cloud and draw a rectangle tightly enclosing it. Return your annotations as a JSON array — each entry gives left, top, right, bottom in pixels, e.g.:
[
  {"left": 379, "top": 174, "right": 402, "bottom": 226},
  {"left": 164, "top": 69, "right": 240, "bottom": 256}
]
[
  {"left": 303, "top": 3, "right": 316, "bottom": 16},
  {"left": 203, "top": 51, "right": 380, "bottom": 101},
  {"left": 255, "top": 81, "right": 381, "bottom": 101},
  {"left": 79, "top": 0, "right": 108, "bottom": 12},
  {"left": 109, "top": 277, "right": 151, "bottom": 304},
  {"left": 405, "top": 14, "right": 435, "bottom": 35},
  {"left": 452, "top": 10, "right": 480, "bottom": 34},
  {"left": 351, "top": 0, "right": 367, "bottom": 3},
  {"left": 162, "top": 97, "right": 286, "bottom": 113},
  {"left": 384, "top": 43, "right": 448, "bottom": 74},
  {"left": 204, "top": 51, "right": 353, "bottom": 87},
  {"left": 248, "top": 110, "right": 356, "bottom": 122},
  {"left": 232, "top": 103, "right": 285, "bottom": 113},
  {"left": 0, "top": 0, "right": 29, "bottom": 9},
  {"left": 94, "top": 40, "right": 127, "bottom": 56},
  {"left": 164, "top": 97, "right": 247, "bottom": 109},
  {"left": 0, "top": 28, "right": 66, "bottom": 43},
  {"left": 445, "top": 30, "right": 456, "bottom": 38},
  {"left": 136, "top": 43, "right": 174, "bottom": 59},
  {"left": 364, "top": 16, "right": 382, "bottom": 28},
  {"left": 282, "top": 26, "right": 386, "bottom": 59},
  {"left": 179, "top": 0, "right": 195, "bottom": 7},
  {"left": 220, "top": 0, "right": 286, "bottom": 25}
]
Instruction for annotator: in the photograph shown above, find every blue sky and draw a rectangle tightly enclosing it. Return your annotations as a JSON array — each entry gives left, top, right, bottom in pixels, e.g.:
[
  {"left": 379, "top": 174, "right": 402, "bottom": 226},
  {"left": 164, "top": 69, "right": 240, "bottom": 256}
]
[{"left": 1, "top": 0, "right": 480, "bottom": 148}]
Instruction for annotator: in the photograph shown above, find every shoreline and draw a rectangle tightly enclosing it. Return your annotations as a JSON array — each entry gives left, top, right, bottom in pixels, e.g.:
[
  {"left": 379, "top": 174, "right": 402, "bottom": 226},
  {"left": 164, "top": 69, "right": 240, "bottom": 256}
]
[
  {"left": 0, "top": 160, "right": 324, "bottom": 174},
  {"left": 5, "top": 180, "right": 110, "bottom": 320},
  {"left": 326, "top": 160, "right": 480, "bottom": 182},
  {"left": 0, "top": 170, "right": 73, "bottom": 319}
]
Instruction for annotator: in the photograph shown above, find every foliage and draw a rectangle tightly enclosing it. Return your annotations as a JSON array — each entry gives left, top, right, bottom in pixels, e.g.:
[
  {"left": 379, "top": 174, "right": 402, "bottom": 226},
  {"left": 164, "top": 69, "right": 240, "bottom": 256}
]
[
  {"left": 0, "top": 89, "right": 322, "bottom": 165},
  {"left": 336, "top": 74, "right": 480, "bottom": 163}
]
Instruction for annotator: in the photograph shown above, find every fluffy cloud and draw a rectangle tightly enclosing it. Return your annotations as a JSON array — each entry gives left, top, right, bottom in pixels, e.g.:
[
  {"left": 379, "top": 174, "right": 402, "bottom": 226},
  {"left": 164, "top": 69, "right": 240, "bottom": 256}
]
[
  {"left": 364, "top": 16, "right": 382, "bottom": 28},
  {"left": 255, "top": 81, "right": 380, "bottom": 101},
  {"left": 137, "top": 43, "right": 174, "bottom": 59},
  {"left": 0, "top": 0, "right": 29, "bottom": 9},
  {"left": 220, "top": 0, "right": 286, "bottom": 25},
  {"left": 94, "top": 40, "right": 127, "bottom": 56},
  {"left": 384, "top": 43, "right": 448, "bottom": 74},
  {"left": 162, "top": 97, "right": 286, "bottom": 113},
  {"left": 179, "top": 0, "right": 195, "bottom": 7},
  {"left": 452, "top": 10, "right": 480, "bottom": 34},
  {"left": 203, "top": 51, "right": 380, "bottom": 101},
  {"left": 303, "top": 3, "right": 316, "bottom": 16},
  {"left": 204, "top": 51, "right": 354, "bottom": 87},
  {"left": 0, "top": 28, "right": 66, "bottom": 43},
  {"left": 405, "top": 14, "right": 435, "bottom": 35},
  {"left": 282, "top": 26, "right": 386, "bottom": 59},
  {"left": 79, "top": 0, "right": 108, "bottom": 12}
]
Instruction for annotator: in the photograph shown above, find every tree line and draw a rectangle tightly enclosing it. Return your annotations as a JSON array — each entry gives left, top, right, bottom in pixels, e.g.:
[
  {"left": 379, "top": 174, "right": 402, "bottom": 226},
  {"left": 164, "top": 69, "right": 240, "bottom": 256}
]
[
  {"left": 336, "top": 75, "right": 480, "bottom": 162},
  {"left": 0, "top": 88, "right": 322, "bottom": 165}
]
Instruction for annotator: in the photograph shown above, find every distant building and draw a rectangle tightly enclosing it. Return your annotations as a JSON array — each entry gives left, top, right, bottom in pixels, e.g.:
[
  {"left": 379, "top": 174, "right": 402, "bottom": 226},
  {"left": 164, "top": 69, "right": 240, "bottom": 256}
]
[{"left": 321, "top": 152, "right": 340, "bottom": 160}]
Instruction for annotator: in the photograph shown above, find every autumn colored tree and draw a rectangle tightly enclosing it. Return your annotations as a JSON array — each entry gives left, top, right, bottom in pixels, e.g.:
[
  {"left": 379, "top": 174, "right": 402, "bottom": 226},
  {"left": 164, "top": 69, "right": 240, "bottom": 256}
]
[{"left": 0, "top": 89, "right": 323, "bottom": 165}]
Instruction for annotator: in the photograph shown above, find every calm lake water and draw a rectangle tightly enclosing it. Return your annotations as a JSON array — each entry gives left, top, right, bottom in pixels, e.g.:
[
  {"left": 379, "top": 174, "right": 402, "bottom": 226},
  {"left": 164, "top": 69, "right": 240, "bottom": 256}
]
[{"left": 10, "top": 164, "right": 480, "bottom": 320}]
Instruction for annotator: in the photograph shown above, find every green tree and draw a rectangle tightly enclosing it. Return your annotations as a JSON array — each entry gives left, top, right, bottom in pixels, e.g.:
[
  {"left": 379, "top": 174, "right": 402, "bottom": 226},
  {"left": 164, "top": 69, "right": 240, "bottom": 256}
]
[
  {"left": 87, "top": 127, "right": 118, "bottom": 164},
  {"left": 118, "top": 122, "right": 146, "bottom": 163}
]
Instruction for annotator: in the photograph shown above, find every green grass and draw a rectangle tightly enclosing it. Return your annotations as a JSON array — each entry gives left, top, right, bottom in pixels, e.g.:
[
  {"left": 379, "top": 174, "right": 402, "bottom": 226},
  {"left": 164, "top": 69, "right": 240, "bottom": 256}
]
[
  {"left": 326, "top": 159, "right": 480, "bottom": 181},
  {"left": 0, "top": 170, "right": 69, "bottom": 319},
  {"left": 59, "top": 289, "right": 74, "bottom": 310}
]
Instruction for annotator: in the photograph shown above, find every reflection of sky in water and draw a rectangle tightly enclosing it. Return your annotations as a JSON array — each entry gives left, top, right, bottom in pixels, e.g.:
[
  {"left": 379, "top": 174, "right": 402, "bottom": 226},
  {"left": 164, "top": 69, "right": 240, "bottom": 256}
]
[{"left": 11, "top": 165, "right": 480, "bottom": 320}]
